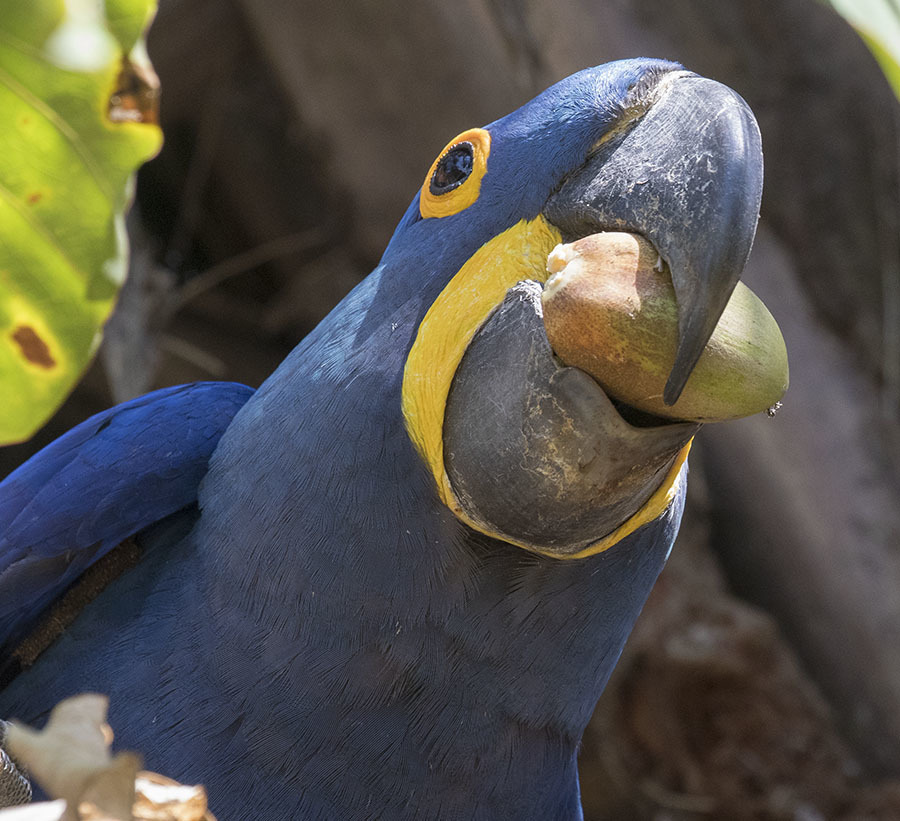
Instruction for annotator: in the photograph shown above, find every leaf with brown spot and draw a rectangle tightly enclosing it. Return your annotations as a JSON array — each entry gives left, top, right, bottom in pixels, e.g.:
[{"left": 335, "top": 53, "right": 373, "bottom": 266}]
[{"left": 0, "top": 0, "right": 162, "bottom": 443}]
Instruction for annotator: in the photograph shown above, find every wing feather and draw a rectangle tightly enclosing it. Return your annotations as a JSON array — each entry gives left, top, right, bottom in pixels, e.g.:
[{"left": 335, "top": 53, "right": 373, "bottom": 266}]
[{"left": 0, "top": 382, "right": 253, "bottom": 647}]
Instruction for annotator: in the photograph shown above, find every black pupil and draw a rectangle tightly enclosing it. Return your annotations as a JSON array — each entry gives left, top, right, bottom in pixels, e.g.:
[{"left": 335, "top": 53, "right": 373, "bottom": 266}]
[{"left": 430, "top": 143, "right": 474, "bottom": 194}]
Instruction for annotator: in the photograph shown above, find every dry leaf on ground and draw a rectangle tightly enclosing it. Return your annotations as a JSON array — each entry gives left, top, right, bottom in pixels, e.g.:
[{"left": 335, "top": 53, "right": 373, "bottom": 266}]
[{"left": 4, "top": 695, "right": 136, "bottom": 821}]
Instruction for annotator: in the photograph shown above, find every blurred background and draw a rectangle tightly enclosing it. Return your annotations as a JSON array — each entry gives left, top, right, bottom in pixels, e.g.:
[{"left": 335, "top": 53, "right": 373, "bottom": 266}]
[{"left": 3, "top": 0, "right": 900, "bottom": 817}]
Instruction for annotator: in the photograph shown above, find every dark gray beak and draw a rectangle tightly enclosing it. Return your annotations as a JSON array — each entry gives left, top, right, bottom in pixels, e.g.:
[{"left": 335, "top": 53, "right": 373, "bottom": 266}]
[{"left": 544, "top": 71, "right": 764, "bottom": 404}]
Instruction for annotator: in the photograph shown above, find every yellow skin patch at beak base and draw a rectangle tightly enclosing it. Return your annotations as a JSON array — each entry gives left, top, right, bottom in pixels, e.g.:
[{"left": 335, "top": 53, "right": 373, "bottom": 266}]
[
  {"left": 401, "top": 215, "right": 692, "bottom": 559},
  {"left": 402, "top": 216, "right": 561, "bottom": 497}
]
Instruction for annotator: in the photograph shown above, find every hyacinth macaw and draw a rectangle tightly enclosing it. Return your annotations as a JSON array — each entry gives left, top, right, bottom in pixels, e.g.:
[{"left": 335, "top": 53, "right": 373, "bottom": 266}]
[{"left": 0, "top": 58, "right": 763, "bottom": 819}]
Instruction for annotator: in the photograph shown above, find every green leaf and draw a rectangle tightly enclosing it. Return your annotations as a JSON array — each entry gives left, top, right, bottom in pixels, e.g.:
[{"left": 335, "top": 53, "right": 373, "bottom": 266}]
[
  {"left": 858, "top": 28, "right": 900, "bottom": 98},
  {"left": 105, "top": 0, "right": 156, "bottom": 53},
  {"left": 826, "top": 0, "right": 900, "bottom": 98},
  {"left": 0, "top": 0, "right": 162, "bottom": 444},
  {"left": 2, "top": 0, "right": 65, "bottom": 46}
]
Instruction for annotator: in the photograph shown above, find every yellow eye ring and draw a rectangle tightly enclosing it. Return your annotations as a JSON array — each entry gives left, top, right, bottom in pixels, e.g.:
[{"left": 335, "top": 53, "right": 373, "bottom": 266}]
[{"left": 419, "top": 128, "right": 491, "bottom": 219}]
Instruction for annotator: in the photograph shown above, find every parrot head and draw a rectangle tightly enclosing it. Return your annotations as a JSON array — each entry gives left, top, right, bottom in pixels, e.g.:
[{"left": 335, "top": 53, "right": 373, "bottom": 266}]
[{"left": 385, "top": 58, "right": 763, "bottom": 557}]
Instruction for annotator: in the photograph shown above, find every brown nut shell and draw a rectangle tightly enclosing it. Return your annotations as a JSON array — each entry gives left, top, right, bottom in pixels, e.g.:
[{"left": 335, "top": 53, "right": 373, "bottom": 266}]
[{"left": 541, "top": 232, "right": 788, "bottom": 422}]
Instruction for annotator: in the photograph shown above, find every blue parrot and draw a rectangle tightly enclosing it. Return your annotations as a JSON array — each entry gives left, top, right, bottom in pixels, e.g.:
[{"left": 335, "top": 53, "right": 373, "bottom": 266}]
[{"left": 0, "top": 59, "right": 763, "bottom": 819}]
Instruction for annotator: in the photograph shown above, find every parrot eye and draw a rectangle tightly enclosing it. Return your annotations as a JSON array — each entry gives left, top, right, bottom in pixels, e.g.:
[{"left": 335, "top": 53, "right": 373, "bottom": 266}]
[
  {"left": 419, "top": 127, "right": 491, "bottom": 219},
  {"left": 430, "top": 143, "right": 474, "bottom": 194}
]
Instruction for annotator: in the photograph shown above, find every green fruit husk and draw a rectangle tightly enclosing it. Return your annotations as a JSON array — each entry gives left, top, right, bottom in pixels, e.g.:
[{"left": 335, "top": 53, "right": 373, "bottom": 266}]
[{"left": 541, "top": 232, "right": 788, "bottom": 422}]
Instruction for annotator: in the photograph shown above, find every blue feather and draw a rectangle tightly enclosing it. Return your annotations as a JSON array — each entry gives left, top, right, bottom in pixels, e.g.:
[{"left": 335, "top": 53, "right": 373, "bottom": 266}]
[{"left": 0, "top": 382, "right": 253, "bottom": 648}]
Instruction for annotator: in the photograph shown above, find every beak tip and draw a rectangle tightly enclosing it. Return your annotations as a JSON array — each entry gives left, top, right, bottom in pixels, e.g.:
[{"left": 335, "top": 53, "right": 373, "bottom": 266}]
[
  {"left": 663, "top": 366, "right": 689, "bottom": 407},
  {"left": 545, "top": 69, "right": 764, "bottom": 403}
]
